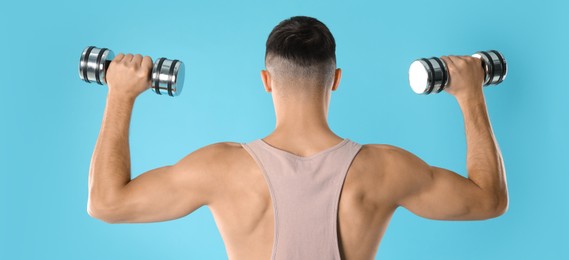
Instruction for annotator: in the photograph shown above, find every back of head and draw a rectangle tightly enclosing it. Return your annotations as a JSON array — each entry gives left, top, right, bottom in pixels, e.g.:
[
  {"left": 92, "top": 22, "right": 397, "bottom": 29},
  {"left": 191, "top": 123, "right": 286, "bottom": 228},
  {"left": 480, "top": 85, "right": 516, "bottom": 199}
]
[{"left": 265, "top": 16, "right": 337, "bottom": 95}]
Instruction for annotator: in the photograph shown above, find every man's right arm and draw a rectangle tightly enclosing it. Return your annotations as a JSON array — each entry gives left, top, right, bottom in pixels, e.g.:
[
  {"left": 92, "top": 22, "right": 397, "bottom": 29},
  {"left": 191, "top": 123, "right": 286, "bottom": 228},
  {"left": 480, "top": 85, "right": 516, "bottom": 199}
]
[{"left": 384, "top": 56, "right": 508, "bottom": 220}]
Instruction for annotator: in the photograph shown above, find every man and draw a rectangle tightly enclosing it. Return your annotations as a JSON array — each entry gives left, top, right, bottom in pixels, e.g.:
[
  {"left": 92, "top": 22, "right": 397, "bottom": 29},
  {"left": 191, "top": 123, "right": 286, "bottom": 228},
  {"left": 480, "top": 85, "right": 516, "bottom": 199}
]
[{"left": 87, "top": 16, "right": 508, "bottom": 259}]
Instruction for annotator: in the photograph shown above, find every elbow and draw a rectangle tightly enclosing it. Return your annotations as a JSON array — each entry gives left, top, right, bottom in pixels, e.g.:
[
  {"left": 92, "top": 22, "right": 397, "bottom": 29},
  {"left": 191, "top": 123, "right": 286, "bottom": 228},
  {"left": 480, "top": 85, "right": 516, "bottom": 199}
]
[
  {"left": 87, "top": 199, "right": 123, "bottom": 224},
  {"left": 481, "top": 192, "right": 509, "bottom": 219},
  {"left": 487, "top": 201, "right": 508, "bottom": 219},
  {"left": 87, "top": 207, "right": 115, "bottom": 224},
  {"left": 495, "top": 194, "right": 509, "bottom": 217}
]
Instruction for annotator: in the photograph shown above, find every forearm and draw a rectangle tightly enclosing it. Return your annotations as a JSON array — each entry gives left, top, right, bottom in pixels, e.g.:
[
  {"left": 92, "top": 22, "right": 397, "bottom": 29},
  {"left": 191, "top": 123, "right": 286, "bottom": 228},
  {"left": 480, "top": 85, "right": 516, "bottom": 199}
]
[
  {"left": 88, "top": 93, "right": 135, "bottom": 207},
  {"left": 457, "top": 93, "right": 507, "bottom": 201}
]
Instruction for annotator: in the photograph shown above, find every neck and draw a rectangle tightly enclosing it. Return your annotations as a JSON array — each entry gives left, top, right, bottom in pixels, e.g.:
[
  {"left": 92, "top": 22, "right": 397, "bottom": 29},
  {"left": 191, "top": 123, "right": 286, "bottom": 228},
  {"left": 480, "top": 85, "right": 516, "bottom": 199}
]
[{"left": 269, "top": 95, "right": 338, "bottom": 141}]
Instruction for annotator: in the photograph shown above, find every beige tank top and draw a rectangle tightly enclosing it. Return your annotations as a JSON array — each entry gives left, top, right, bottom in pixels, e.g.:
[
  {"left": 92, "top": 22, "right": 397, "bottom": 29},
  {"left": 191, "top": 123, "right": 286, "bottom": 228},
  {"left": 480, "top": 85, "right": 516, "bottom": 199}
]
[{"left": 241, "top": 138, "right": 363, "bottom": 259}]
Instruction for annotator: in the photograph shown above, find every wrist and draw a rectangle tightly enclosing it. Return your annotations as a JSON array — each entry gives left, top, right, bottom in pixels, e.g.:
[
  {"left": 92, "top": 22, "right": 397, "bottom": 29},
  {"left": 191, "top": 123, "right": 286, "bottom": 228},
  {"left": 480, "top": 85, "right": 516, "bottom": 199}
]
[
  {"left": 107, "top": 90, "right": 137, "bottom": 104},
  {"left": 455, "top": 90, "right": 485, "bottom": 106}
]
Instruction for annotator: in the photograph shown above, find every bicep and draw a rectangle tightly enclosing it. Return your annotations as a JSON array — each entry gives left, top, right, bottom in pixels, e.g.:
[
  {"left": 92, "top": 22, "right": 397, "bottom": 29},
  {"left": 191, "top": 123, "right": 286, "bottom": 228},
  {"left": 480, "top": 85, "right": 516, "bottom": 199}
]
[
  {"left": 393, "top": 149, "right": 497, "bottom": 220},
  {"left": 106, "top": 145, "right": 222, "bottom": 223}
]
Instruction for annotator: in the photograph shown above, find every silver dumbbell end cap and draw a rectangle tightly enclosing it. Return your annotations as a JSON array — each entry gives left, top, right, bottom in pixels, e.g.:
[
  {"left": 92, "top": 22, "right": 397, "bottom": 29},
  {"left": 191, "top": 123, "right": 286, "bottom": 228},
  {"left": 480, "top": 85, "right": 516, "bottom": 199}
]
[
  {"left": 173, "top": 61, "right": 185, "bottom": 96},
  {"left": 409, "top": 60, "right": 430, "bottom": 94},
  {"left": 408, "top": 57, "right": 447, "bottom": 95}
]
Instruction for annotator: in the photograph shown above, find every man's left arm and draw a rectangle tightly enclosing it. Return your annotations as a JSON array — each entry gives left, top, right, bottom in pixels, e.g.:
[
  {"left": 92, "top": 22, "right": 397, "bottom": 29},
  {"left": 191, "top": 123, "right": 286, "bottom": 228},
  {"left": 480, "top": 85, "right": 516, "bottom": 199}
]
[{"left": 87, "top": 53, "right": 221, "bottom": 223}]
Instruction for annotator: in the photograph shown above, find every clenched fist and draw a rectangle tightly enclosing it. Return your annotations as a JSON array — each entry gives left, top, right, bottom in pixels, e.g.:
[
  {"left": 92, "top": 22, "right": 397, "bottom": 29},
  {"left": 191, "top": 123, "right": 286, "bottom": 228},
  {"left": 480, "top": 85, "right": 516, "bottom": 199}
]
[
  {"left": 440, "top": 55, "right": 485, "bottom": 100},
  {"left": 106, "top": 53, "right": 153, "bottom": 99}
]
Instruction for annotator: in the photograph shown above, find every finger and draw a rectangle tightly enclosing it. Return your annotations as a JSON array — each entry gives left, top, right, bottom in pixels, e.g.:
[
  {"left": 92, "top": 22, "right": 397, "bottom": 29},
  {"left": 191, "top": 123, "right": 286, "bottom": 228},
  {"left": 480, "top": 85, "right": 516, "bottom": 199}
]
[
  {"left": 123, "top": 53, "right": 134, "bottom": 63},
  {"left": 448, "top": 55, "right": 466, "bottom": 68},
  {"left": 113, "top": 53, "right": 125, "bottom": 63},
  {"left": 132, "top": 54, "right": 143, "bottom": 67},
  {"left": 440, "top": 56, "right": 455, "bottom": 68},
  {"left": 440, "top": 56, "right": 455, "bottom": 86},
  {"left": 474, "top": 56, "right": 483, "bottom": 67},
  {"left": 142, "top": 56, "right": 153, "bottom": 71}
]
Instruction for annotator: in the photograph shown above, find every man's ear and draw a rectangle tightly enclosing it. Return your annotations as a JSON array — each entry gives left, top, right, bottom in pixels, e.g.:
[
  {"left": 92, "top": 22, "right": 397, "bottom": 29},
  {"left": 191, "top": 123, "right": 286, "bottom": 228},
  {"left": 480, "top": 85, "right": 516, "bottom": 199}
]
[
  {"left": 261, "top": 70, "right": 272, "bottom": 93},
  {"left": 331, "top": 68, "right": 342, "bottom": 91}
]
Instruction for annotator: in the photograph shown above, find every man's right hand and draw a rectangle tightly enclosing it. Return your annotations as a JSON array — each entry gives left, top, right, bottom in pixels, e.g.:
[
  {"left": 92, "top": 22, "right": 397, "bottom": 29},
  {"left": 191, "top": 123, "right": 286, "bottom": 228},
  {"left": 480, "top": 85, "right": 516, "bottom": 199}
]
[
  {"left": 441, "top": 55, "right": 485, "bottom": 100},
  {"left": 106, "top": 53, "right": 153, "bottom": 101}
]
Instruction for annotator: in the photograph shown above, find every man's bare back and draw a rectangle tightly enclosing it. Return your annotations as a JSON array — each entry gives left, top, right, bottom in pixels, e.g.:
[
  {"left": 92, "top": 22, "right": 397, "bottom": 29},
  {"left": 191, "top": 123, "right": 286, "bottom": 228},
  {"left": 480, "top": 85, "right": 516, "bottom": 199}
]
[
  {"left": 208, "top": 141, "right": 405, "bottom": 259},
  {"left": 86, "top": 16, "right": 508, "bottom": 260},
  {"left": 181, "top": 135, "right": 505, "bottom": 259}
]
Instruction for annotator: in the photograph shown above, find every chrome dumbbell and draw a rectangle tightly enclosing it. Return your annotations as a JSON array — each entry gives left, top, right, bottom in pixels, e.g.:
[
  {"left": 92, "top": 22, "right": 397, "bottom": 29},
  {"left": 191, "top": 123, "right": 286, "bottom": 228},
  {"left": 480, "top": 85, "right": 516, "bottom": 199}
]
[
  {"left": 408, "top": 50, "right": 507, "bottom": 95},
  {"left": 79, "top": 46, "right": 186, "bottom": 97}
]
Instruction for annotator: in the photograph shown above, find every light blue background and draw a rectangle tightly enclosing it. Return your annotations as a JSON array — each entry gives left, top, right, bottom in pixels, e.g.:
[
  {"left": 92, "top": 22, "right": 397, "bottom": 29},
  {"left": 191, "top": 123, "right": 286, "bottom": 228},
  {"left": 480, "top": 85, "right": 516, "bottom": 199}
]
[{"left": 1, "top": 0, "right": 567, "bottom": 259}]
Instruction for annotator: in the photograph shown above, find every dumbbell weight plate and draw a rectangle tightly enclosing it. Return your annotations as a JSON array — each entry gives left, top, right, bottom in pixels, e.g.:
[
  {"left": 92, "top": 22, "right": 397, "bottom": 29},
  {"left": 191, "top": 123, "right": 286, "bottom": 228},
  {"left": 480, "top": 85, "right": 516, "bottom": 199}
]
[
  {"left": 473, "top": 50, "right": 507, "bottom": 86},
  {"left": 79, "top": 46, "right": 114, "bottom": 85},
  {"left": 490, "top": 50, "right": 508, "bottom": 84},
  {"left": 151, "top": 58, "right": 185, "bottom": 97}
]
